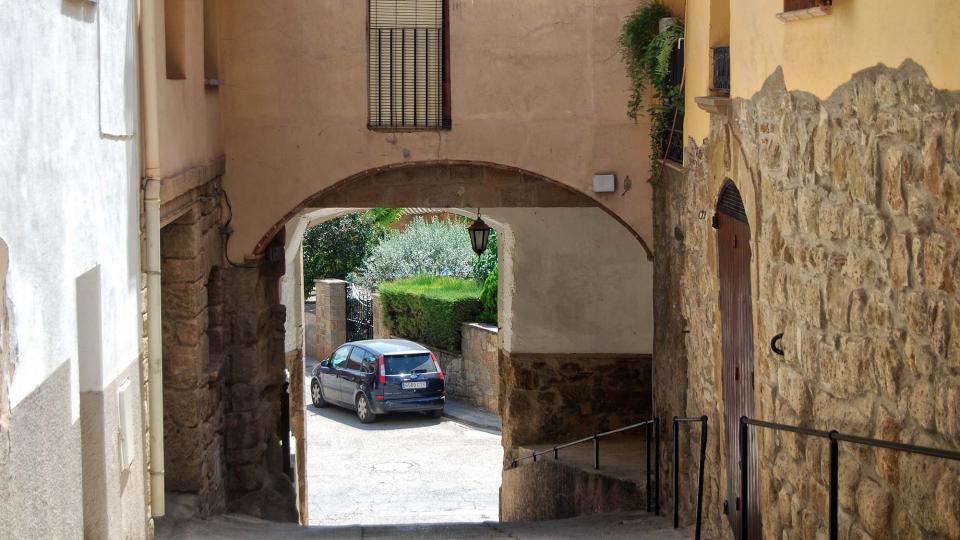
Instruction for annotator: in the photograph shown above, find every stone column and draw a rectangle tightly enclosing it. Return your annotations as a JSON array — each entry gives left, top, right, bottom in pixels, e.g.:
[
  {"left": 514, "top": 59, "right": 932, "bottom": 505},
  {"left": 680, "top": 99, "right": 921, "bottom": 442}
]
[
  {"left": 314, "top": 279, "right": 347, "bottom": 358},
  {"left": 221, "top": 255, "right": 296, "bottom": 522}
]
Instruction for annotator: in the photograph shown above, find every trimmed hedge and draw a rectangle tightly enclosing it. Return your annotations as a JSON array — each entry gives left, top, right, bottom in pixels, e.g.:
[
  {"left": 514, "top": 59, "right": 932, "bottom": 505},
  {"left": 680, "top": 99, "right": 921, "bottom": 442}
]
[{"left": 379, "top": 275, "right": 482, "bottom": 351}]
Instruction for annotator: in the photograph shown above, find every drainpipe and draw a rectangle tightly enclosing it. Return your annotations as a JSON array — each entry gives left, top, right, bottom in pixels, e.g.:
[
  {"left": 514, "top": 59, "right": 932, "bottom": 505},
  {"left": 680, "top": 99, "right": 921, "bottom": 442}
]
[{"left": 140, "top": 0, "right": 165, "bottom": 517}]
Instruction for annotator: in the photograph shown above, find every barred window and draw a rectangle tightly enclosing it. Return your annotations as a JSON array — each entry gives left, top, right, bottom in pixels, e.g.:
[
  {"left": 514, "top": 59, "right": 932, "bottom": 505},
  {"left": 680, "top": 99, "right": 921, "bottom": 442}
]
[{"left": 368, "top": 0, "right": 449, "bottom": 130}]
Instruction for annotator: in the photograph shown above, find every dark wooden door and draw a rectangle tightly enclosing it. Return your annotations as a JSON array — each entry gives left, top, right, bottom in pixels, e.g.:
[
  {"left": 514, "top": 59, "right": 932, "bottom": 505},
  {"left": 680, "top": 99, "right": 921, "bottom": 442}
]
[{"left": 717, "top": 206, "right": 762, "bottom": 540}]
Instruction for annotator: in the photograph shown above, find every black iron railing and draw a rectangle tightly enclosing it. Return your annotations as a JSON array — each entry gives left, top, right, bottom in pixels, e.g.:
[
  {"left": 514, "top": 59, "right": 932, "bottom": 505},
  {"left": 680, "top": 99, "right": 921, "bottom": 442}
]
[
  {"left": 345, "top": 283, "right": 374, "bottom": 341},
  {"left": 511, "top": 417, "right": 662, "bottom": 515},
  {"left": 740, "top": 417, "right": 960, "bottom": 540},
  {"left": 662, "top": 108, "right": 684, "bottom": 163},
  {"left": 712, "top": 46, "right": 730, "bottom": 94},
  {"left": 673, "top": 416, "right": 707, "bottom": 540}
]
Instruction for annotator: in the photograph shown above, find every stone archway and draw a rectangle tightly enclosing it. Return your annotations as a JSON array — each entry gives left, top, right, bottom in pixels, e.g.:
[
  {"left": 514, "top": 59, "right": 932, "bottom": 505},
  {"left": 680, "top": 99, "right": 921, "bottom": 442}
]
[
  {"left": 248, "top": 161, "right": 652, "bottom": 261},
  {"left": 209, "top": 160, "right": 658, "bottom": 523}
]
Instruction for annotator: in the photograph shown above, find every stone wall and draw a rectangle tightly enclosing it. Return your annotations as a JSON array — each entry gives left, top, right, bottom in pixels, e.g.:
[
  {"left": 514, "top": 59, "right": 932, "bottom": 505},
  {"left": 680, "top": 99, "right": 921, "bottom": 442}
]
[
  {"left": 441, "top": 323, "right": 499, "bottom": 414},
  {"left": 500, "top": 353, "right": 652, "bottom": 453},
  {"left": 221, "top": 251, "right": 297, "bottom": 521},
  {"left": 655, "top": 62, "right": 960, "bottom": 538},
  {"left": 314, "top": 280, "right": 347, "bottom": 360},
  {"left": 501, "top": 460, "right": 647, "bottom": 522},
  {"left": 160, "top": 195, "right": 227, "bottom": 516}
]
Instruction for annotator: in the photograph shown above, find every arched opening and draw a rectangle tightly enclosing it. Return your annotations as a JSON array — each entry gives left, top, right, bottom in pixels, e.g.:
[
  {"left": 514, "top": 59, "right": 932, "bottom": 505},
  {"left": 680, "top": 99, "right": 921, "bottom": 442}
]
[
  {"left": 255, "top": 162, "right": 658, "bottom": 524},
  {"left": 715, "top": 181, "right": 761, "bottom": 539},
  {"left": 156, "top": 162, "right": 657, "bottom": 526}
]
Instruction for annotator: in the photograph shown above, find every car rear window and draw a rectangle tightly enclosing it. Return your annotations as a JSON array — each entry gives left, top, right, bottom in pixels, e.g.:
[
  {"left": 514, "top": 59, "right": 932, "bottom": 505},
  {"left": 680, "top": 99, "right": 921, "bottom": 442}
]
[{"left": 385, "top": 354, "right": 436, "bottom": 375}]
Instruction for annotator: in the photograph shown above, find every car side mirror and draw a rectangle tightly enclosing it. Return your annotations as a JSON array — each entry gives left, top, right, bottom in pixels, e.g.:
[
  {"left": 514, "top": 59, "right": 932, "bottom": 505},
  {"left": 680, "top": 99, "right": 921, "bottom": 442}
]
[{"left": 320, "top": 359, "right": 331, "bottom": 368}]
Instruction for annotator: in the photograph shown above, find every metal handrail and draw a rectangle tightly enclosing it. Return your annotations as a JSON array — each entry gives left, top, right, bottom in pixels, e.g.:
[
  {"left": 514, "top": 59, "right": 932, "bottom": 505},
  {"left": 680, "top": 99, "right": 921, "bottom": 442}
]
[
  {"left": 510, "top": 417, "right": 661, "bottom": 516},
  {"left": 740, "top": 417, "right": 960, "bottom": 540},
  {"left": 673, "top": 416, "right": 707, "bottom": 540}
]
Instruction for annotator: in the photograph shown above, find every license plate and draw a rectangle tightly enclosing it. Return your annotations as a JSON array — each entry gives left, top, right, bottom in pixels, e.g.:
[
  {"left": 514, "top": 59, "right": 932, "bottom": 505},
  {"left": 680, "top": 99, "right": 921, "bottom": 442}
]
[{"left": 402, "top": 381, "right": 427, "bottom": 390}]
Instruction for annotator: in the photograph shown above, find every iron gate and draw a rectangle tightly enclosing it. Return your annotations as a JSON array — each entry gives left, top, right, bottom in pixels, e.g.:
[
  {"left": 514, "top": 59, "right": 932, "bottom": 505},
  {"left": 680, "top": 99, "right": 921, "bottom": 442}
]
[{"left": 345, "top": 283, "right": 373, "bottom": 342}]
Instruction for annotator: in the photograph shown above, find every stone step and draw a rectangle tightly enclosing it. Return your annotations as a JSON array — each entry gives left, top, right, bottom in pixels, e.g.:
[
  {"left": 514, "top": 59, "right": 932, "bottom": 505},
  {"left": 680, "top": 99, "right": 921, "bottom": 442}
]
[
  {"left": 157, "top": 511, "right": 688, "bottom": 539},
  {"left": 502, "top": 434, "right": 656, "bottom": 522}
]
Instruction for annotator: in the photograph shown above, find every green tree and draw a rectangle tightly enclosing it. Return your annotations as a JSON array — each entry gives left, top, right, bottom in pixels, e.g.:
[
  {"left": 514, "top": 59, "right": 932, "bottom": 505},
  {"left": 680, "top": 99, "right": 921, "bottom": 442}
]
[
  {"left": 472, "top": 229, "right": 498, "bottom": 282},
  {"left": 302, "top": 212, "right": 385, "bottom": 296},
  {"left": 348, "top": 216, "right": 476, "bottom": 290}
]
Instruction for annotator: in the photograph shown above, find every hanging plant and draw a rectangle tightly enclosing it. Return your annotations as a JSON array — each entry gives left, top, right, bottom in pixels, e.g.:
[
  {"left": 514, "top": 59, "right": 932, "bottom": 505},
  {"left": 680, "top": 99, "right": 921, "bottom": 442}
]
[{"left": 619, "top": 1, "right": 685, "bottom": 173}]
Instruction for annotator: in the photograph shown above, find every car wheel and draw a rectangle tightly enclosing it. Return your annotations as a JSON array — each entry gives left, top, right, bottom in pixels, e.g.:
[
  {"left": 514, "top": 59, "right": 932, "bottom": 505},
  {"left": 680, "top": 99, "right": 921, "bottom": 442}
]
[
  {"left": 311, "top": 379, "right": 327, "bottom": 408},
  {"left": 427, "top": 409, "right": 442, "bottom": 419},
  {"left": 356, "top": 394, "right": 376, "bottom": 424}
]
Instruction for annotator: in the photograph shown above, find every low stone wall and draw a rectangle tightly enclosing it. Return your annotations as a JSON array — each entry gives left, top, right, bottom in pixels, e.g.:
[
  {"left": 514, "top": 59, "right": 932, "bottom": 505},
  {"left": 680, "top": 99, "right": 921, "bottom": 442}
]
[
  {"left": 439, "top": 323, "right": 499, "bottom": 414},
  {"left": 500, "top": 353, "right": 652, "bottom": 453},
  {"left": 501, "top": 460, "right": 646, "bottom": 522}
]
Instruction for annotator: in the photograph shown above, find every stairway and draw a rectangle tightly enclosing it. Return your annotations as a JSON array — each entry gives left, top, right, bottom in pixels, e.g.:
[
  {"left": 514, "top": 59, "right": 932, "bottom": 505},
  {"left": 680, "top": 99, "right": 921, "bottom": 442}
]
[
  {"left": 503, "top": 434, "right": 654, "bottom": 522},
  {"left": 156, "top": 511, "right": 687, "bottom": 539}
]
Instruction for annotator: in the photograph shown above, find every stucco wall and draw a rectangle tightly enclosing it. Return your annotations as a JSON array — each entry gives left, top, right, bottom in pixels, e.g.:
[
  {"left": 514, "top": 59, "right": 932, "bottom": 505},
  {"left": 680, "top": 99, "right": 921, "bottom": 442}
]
[
  {"left": 656, "top": 63, "right": 960, "bottom": 539},
  {"left": 684, "top": 0, "right": 960, "bottom": 147},
  {"left": 0, "top": 0, "right": 147, "bottom": 536},
  {"left": 218, "top": 0, "right": 655, "bottom": 260},
  {"left": 489, "top": 208, "right": 653, "bottom": 355},
  {"left": 148, "top": 0, "right": 224, "bottom": 180}
]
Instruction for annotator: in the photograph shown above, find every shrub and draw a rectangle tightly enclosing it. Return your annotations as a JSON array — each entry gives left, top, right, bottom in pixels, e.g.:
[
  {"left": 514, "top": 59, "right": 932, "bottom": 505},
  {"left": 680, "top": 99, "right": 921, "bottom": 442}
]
[
  {"left": 379, "top": 275, "right": 482, "bottom": 351},
  {"left": 478, "top": 264, "right": 498, "bottom": 325},
  {"left": 349, "top": 216, "right": 477, "bottom": 290}
]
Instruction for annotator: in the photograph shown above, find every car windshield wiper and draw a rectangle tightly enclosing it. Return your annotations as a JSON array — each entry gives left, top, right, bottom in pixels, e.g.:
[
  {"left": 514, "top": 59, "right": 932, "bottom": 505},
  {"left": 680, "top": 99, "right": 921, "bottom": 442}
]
[{"left": 411, "top": 369, "right": 428, "bottom": 374}]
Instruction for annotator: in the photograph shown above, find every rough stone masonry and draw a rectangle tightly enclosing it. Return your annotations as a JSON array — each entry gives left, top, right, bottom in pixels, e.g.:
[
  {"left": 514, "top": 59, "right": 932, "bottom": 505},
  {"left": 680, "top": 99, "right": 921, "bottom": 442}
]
[{"left": 655, "top": 61, "right": 960, "bottom": 539}]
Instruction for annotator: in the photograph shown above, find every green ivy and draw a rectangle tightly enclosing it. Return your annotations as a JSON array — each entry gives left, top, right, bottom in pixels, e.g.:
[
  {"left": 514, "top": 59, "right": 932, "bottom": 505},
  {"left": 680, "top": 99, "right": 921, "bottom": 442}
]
[{"left": 619, "top": 1, "right": 684, "bottom": 173}]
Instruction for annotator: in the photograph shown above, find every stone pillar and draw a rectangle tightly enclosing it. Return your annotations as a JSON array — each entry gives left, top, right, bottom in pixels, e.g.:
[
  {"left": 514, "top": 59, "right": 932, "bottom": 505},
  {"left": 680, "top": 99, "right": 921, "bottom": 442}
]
[
  {"left": 371, "top": 293, "right": 390, "bottom": 339},
  {"left": 160, "top": 203, "right": 226, "bottom": 516},
  {"left": 221, "top": 253, "right": 297, "bottom": 522},
  {"left": 314, "top": 279, "right": 346, "bottom": 358}
]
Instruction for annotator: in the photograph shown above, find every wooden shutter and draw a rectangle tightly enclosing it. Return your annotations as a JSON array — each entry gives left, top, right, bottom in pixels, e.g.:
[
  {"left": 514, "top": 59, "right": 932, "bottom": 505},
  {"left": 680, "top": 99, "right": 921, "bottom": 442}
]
[
  {"left": 783, "top": 0, "right": 822, "bottom": 11},
  {"left": 369, "top": 0, "right": 445, "bottom": 129}
]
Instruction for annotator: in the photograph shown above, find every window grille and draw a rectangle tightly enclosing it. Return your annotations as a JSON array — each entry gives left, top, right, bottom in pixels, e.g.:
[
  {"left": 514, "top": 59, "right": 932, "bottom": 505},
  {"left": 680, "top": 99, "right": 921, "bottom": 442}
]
[{"left": 369, "top": 0, "right": 449, "bottom": 129}]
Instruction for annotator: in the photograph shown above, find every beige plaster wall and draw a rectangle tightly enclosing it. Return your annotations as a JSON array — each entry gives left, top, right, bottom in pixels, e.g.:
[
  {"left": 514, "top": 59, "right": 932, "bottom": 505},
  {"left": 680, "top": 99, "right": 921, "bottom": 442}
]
[
  {"left": 218, "top": 0, "right": 655, "bottom": 260},
  {"left": 148, "top": 0, "right": 224, "bottom": 181},
  {"left": 488, "top": 207, "right": 653, "bottom": 355}
]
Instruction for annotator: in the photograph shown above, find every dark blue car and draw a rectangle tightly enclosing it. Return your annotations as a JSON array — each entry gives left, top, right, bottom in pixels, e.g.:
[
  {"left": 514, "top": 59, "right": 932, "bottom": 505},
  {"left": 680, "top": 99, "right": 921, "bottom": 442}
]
[{"left": 310, "top": 339, "right": 445, "bottom": 423}]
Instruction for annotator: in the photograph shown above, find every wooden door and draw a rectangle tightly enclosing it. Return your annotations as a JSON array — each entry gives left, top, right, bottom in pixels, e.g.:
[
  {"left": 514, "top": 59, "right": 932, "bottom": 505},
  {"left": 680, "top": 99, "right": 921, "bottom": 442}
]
[{"left": 717, "top": 184, "right": 761, "bottom": 540}]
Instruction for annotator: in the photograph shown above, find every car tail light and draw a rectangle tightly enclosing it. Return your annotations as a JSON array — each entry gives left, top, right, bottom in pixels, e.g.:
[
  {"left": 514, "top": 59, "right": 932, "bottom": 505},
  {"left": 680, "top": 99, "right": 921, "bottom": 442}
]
[
  {"left": 378, "top": 354, "right": 386, "bottom": 384},
  {"left": 430, "top": 352, "right": 444, "bottom": 380}
]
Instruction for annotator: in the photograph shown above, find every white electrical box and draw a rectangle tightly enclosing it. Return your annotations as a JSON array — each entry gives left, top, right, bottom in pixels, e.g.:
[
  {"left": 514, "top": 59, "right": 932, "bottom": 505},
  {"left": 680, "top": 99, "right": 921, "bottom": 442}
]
[
  {"left": 593, "top": 173, "right": 616, "bottom": 193},
  {"left": 117, "top": 379, "right": 135, "bottom": 470}
]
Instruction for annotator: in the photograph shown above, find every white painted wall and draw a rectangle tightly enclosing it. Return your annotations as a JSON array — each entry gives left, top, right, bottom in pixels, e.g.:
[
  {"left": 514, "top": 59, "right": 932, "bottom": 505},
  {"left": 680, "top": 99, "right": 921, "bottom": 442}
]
[{"left": 0, "top": 0, "right": 141, "bottom": 417}]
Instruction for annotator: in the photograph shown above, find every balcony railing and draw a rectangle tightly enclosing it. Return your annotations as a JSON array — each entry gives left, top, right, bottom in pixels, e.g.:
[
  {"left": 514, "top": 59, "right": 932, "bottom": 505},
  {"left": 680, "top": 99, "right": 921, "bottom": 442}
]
[
  {"left": 711, "top": 46, "right": 730, "bottom": 94},
  {"left": 662, "top": 109, "right": 684, "bottom": 164}
]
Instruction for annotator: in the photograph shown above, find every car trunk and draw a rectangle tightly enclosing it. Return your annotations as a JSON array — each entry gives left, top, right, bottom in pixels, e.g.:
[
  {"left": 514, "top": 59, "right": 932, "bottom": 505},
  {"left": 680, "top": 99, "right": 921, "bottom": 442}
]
[{"left": 380, "top": 352, "right": 444, "bottom": 399}]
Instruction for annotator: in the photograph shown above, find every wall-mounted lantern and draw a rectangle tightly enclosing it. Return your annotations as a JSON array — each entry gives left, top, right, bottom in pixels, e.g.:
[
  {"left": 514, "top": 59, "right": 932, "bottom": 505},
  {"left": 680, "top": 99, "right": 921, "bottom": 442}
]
[{"left": 467, "top": 209, "right": 491, "bottom": 256}]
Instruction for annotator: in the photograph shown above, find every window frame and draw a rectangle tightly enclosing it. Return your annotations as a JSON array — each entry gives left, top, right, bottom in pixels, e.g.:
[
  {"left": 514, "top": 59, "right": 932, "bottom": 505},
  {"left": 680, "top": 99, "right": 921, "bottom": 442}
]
[{"left": 366, "top": 0, "right": 452, "bottom": 132}]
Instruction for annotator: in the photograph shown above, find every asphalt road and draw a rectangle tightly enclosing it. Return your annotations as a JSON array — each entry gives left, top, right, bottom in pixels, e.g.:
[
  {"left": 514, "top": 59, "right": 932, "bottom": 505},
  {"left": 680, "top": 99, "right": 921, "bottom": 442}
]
[{"left": 303, "top": 374, "right": 503, "bottom": 526}]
